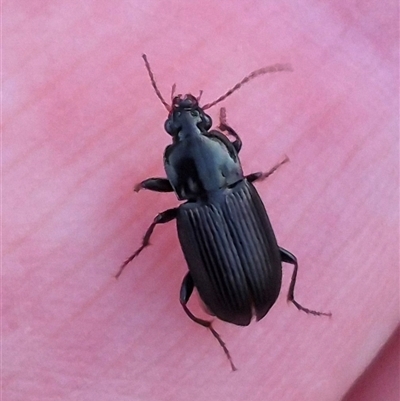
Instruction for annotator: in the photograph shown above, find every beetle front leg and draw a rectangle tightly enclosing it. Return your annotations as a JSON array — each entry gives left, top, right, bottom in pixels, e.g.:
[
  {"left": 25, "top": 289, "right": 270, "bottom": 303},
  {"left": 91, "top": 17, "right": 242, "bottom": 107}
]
[
  {"left": 280, "top": 247, "right": 332, "bottom": 317},
  {"left": 246, "top": 155, "right": 290, "bottom": 183},
  {"left": 218, "top": 107, "right": 242, "bottom": 153},
  {"left": 115, "top": 208, "right": 178, "bottom": 278},
  {"left": 180, "top": 273, "right": 237, "bottom": 371},
  {"left": 134, "top": 177, "right": 173, "bottom": 193}
]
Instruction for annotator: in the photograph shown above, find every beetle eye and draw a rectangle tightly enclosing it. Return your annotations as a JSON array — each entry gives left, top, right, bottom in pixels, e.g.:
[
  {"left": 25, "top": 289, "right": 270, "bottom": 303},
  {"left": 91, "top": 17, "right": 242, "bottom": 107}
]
[
  {"left": 165, "top": 119, "right": 178, "bottom": 135},
  {"left": 191, "top": 110, "right": 199, "bottom": 117},
  {"left": 202, "top": 114, "right": 212, "bottom": 130}
]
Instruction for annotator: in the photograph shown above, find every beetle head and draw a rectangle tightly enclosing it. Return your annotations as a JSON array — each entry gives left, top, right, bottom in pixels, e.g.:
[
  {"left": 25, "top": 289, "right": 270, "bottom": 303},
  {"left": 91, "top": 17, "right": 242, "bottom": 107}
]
[
  {"left": 164, "top": 94, "right": 212, "bottom": 136},
  {"left": 142, "top": 53, "right": 292, "bottom": 137}
]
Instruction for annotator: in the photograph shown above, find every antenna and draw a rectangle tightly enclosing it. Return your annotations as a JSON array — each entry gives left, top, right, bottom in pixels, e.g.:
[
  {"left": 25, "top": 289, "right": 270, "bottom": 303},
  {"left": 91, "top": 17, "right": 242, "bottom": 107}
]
[
  {"left": 142, "top": 54, "right": 170, "bottom": 111},
  {"left": 170, "top": 83, "right": 177, "bottom": 103},
  {"left": 202, "top": 63, "right": 292, "bottom": 110}
]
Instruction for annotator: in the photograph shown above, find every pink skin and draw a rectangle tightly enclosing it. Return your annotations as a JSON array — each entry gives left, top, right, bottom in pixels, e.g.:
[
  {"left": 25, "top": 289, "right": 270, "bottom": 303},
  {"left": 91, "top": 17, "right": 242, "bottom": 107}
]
[{"left": 4, "top": 2, "right": 398, "bottom": 401}]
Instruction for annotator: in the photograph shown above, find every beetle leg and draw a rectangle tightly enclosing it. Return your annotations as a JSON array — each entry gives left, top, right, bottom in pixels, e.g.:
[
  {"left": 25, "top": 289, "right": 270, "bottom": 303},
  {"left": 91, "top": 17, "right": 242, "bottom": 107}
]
[
  {"left": 115, "top": 208, "right": 178, "bottom": 278},
  {"left": 218, "top": 107, "right": 242, "bottom": 153},
  {"left": 180, "top": 272, "right": 237, "bottom": 371},
  {"left": 246, "top": 155, "right": 290, "bottom": 183},
  {"left": 134, "top": 177, "right": 173, "bottom": 193},
  {"left": 280, "top": 248, "right": 332, "bottom": 317}
]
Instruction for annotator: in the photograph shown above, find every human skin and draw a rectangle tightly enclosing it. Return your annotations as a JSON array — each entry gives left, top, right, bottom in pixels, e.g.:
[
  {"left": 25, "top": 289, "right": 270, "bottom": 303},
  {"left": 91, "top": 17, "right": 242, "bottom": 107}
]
[
  {"left": 4, "top": 1, "right": 399, "bottom": 401},
  {"left": 342, "top": 327, "right": 400, "bottom": 401}
]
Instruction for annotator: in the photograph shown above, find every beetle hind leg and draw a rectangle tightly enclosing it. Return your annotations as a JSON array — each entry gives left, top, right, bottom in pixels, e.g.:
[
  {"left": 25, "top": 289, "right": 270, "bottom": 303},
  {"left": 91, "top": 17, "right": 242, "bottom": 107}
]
[
  {"left": 280, "top": 247, "right": 332, "bottom": 317},
  {"left": 180, "top": 273, "right": 237, "bottom": 371}
]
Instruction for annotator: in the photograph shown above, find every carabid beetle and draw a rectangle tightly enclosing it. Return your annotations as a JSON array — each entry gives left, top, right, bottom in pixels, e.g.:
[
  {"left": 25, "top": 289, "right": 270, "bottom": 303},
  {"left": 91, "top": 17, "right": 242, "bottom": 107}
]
[{"left": 117, "top": 55, "right": 331, "bottom": 371}]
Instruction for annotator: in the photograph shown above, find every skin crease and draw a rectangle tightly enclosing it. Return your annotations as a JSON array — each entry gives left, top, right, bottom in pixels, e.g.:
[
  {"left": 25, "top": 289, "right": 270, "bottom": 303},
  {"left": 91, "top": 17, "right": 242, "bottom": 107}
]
[{"left": 4, "top": 1, "right": 398, "bottom": 401}]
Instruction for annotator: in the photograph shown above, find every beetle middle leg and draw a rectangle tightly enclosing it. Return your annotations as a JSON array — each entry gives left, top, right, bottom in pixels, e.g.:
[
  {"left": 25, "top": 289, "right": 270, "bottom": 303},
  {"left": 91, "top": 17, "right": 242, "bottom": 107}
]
[
  {"left": 246, "top": 155, "right": 290, "bottom": 183},
  {"left": 180, "top": 272, "right": 237, "bottom": 371},
  {"left": 280, "top": 247, "right": 332, "bottom": 317},
  {"left": 116, "top": 208, "right": 178, "bottom": 278}
]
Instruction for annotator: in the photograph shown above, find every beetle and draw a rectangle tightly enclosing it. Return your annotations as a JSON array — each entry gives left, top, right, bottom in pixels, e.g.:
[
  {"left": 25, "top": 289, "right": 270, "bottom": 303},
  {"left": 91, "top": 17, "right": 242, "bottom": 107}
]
[{"left": 117, "top": 54, "right": 331, "bottom": 370}]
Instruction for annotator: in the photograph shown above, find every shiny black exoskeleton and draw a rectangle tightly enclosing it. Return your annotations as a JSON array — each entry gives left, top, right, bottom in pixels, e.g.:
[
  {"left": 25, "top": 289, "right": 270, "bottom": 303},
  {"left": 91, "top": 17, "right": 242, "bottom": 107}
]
[{"left": 117, "top": 55, "right": 331, "bottom": 371}]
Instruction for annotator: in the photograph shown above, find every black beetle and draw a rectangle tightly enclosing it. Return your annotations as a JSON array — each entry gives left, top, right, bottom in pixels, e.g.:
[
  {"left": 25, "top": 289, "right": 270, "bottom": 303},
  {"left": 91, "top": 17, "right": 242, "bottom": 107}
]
[{"left": 117, "top": 55, "right": 331, "bottom": 370}]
